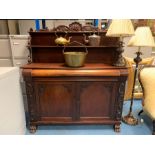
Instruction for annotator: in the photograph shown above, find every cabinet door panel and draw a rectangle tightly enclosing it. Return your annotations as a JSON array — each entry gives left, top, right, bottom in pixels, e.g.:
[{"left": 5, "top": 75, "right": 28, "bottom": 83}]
[
  {"left": 35, "top": 82, "right": 74, "bottom": 119},
  {"left": 79, "top": 82, "right": 117, "bottom": 118}
]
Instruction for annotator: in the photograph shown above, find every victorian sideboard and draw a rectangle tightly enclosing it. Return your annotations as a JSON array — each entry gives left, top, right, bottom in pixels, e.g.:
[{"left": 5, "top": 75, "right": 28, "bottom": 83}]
[{"left": 22, "top": 23, "right": 128, "bottom": 133}]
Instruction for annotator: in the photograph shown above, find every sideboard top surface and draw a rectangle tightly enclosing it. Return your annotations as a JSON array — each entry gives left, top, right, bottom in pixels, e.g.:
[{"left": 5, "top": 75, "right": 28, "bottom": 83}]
[{"left": 22, "top": 63, "right": 128, "bottom": 77}]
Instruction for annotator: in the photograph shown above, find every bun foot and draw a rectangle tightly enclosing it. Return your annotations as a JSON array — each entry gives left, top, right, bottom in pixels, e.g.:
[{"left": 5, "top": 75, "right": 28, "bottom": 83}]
[
  {"left": 114, "top": 124, "right": 120, "bottom": 132},
  {"left": 29, "top": 125, "right": 37, "bottom": 133}
]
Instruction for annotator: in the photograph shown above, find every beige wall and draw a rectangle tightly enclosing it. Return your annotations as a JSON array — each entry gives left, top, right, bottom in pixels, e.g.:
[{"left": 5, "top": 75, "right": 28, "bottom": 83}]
[
  {"left": 7, "top": 20, "right": 19, "bottom": 34},
  {"left": 18, "top": 20, "right": 87, "bottom": 34},
  {"left": 18, "top": 20, "right": 36, "bottom": 34},
  {"left": 0, "top": 20, "right": 9, "bottom": 34}
]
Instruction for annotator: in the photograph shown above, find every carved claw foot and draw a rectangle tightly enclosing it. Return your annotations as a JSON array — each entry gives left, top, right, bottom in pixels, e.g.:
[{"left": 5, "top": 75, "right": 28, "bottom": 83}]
[
  {"left": 114, "top": 124, "right": 120, "bottom": 132},
  {"left": 29, "top": 125, "right": 37, "bottom": 133}
]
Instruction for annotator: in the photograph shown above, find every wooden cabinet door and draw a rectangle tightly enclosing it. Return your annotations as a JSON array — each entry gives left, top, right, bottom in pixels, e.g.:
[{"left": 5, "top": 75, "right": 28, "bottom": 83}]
[
  {"left": 78, "top": 81, "right": 118, "bottom": 122},
  {"left": 35, "top": 81, "right": 75, "bottom": 122}
]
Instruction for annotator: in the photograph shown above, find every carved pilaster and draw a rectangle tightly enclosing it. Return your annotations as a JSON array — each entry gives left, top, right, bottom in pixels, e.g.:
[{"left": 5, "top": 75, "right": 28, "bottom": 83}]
[
  {"left": 25, "top": 82, "right": 36, "bottom": 122},
  {"left": 116, "top": 82, "right": 125, "bottom": 120},
  {"left": 23, "top": 70, "right": 37, "bottom": 123}
]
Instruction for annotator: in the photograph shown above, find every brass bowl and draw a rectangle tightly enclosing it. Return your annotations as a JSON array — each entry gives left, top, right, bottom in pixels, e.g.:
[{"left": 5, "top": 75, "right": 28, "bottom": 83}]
[{"left": 63, "top": 52, "right": 87, "bottom": 67}]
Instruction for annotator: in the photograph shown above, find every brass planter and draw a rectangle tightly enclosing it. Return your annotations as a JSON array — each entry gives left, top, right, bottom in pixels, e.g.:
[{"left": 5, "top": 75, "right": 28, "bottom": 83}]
[
  {"left": 63, "top": 41, "right": 88, "bottom": 67},
  {"left": 63, "top": 52, "right": 87, "bottom": 67}
]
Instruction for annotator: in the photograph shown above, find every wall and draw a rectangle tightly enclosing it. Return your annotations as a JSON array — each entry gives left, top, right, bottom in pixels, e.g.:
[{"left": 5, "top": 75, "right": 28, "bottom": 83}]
[
  {"left": 7, "top": 20, "right": 19, "bottom": 34},
  {"left": 18, "top": 20, "right": 37, "bottom": 34},
  {"left": 0, "top": 20, "right": 9, "bottom": 34},
  {"left": 18, "top": 20, "right": 89, "bottom": 34}
]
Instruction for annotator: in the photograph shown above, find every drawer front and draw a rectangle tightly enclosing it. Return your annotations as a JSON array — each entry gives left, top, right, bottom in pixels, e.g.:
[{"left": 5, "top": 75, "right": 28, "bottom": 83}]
[
  {"left": 11, "top": 39, "right": 29, "bottom": 58},
  {"left": 0, "top": 59, "right": 13, "bottom": 67}
]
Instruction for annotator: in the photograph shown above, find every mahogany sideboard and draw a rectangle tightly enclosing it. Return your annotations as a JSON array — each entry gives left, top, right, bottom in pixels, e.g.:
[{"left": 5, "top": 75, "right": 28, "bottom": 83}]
[{"left": 22, "top": 24, "right": 128, "bottom": 133}]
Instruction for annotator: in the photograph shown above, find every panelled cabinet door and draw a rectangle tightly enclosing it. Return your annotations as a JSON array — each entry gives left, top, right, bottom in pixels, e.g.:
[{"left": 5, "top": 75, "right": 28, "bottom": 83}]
[
  {"left": 34, "top": 81, "right": 75, "bottom": 122},
  {"left": 78, "top": 81, "right": 118, "bottom": 122}
]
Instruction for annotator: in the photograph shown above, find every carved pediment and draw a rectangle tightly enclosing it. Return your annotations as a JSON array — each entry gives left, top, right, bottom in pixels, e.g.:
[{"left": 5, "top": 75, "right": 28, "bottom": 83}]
[{"left": 69, "top": 22, "right": 82, "bottom": 31}]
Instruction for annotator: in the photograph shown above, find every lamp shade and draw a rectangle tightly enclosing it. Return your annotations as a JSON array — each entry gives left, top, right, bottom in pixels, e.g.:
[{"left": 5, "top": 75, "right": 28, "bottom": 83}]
[
  {"left": 128, "top": 26, "right": 155, "bottom": 47},
  {"left": 106, "top": 19, "right": 134, "bottom": 37}
]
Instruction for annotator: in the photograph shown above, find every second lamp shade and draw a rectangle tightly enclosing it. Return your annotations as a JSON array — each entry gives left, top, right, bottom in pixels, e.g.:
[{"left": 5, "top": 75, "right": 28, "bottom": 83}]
[{"left": 128, "top": 26, "right": 155, "bottom": 47}]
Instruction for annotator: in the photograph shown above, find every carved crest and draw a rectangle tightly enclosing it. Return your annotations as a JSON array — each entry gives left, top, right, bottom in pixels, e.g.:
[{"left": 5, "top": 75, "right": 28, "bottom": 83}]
[{"left": 69, "top": 22, "right": 82, "bottom": 31}]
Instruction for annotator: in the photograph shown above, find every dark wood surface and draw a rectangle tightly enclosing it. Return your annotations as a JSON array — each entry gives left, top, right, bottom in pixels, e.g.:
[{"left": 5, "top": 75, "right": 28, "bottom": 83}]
[{"left": 23, "top": 24, "right": 128, "bottom": 133}]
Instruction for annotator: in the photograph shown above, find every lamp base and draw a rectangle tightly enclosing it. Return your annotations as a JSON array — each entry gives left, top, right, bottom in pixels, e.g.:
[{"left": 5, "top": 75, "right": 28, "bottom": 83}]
[
  {"left": 122, "top": 113, "right": 138, "bottom": 125},
  {"left": 114, "top": 39, "right": 126, "bottom": 67}
]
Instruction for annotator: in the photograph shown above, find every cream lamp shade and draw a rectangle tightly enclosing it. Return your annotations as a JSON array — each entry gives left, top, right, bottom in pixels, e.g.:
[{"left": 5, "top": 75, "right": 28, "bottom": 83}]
[
  {"left": 128, "top": 26, "right": 155, "bottom": 47},
  {"left": 106, "top": 19, "right": 135, "bottom": 37}
]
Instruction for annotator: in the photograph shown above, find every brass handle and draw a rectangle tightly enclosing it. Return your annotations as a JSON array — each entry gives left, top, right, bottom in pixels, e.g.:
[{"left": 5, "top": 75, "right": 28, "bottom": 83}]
[
  {"left": 55, "top": 31, "right": 68, "bottom": 38},
  {"left": 63, "top": 41, "right": 88, "bottom": 54}
]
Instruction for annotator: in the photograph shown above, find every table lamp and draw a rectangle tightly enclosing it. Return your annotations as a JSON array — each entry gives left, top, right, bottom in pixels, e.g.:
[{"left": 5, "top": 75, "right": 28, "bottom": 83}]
[
  {"left": 106, "top": 19, "right": 135, "bottom": 66},
  {"left": 123, "top": 26, "right": 155, "bottom": 125}
]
